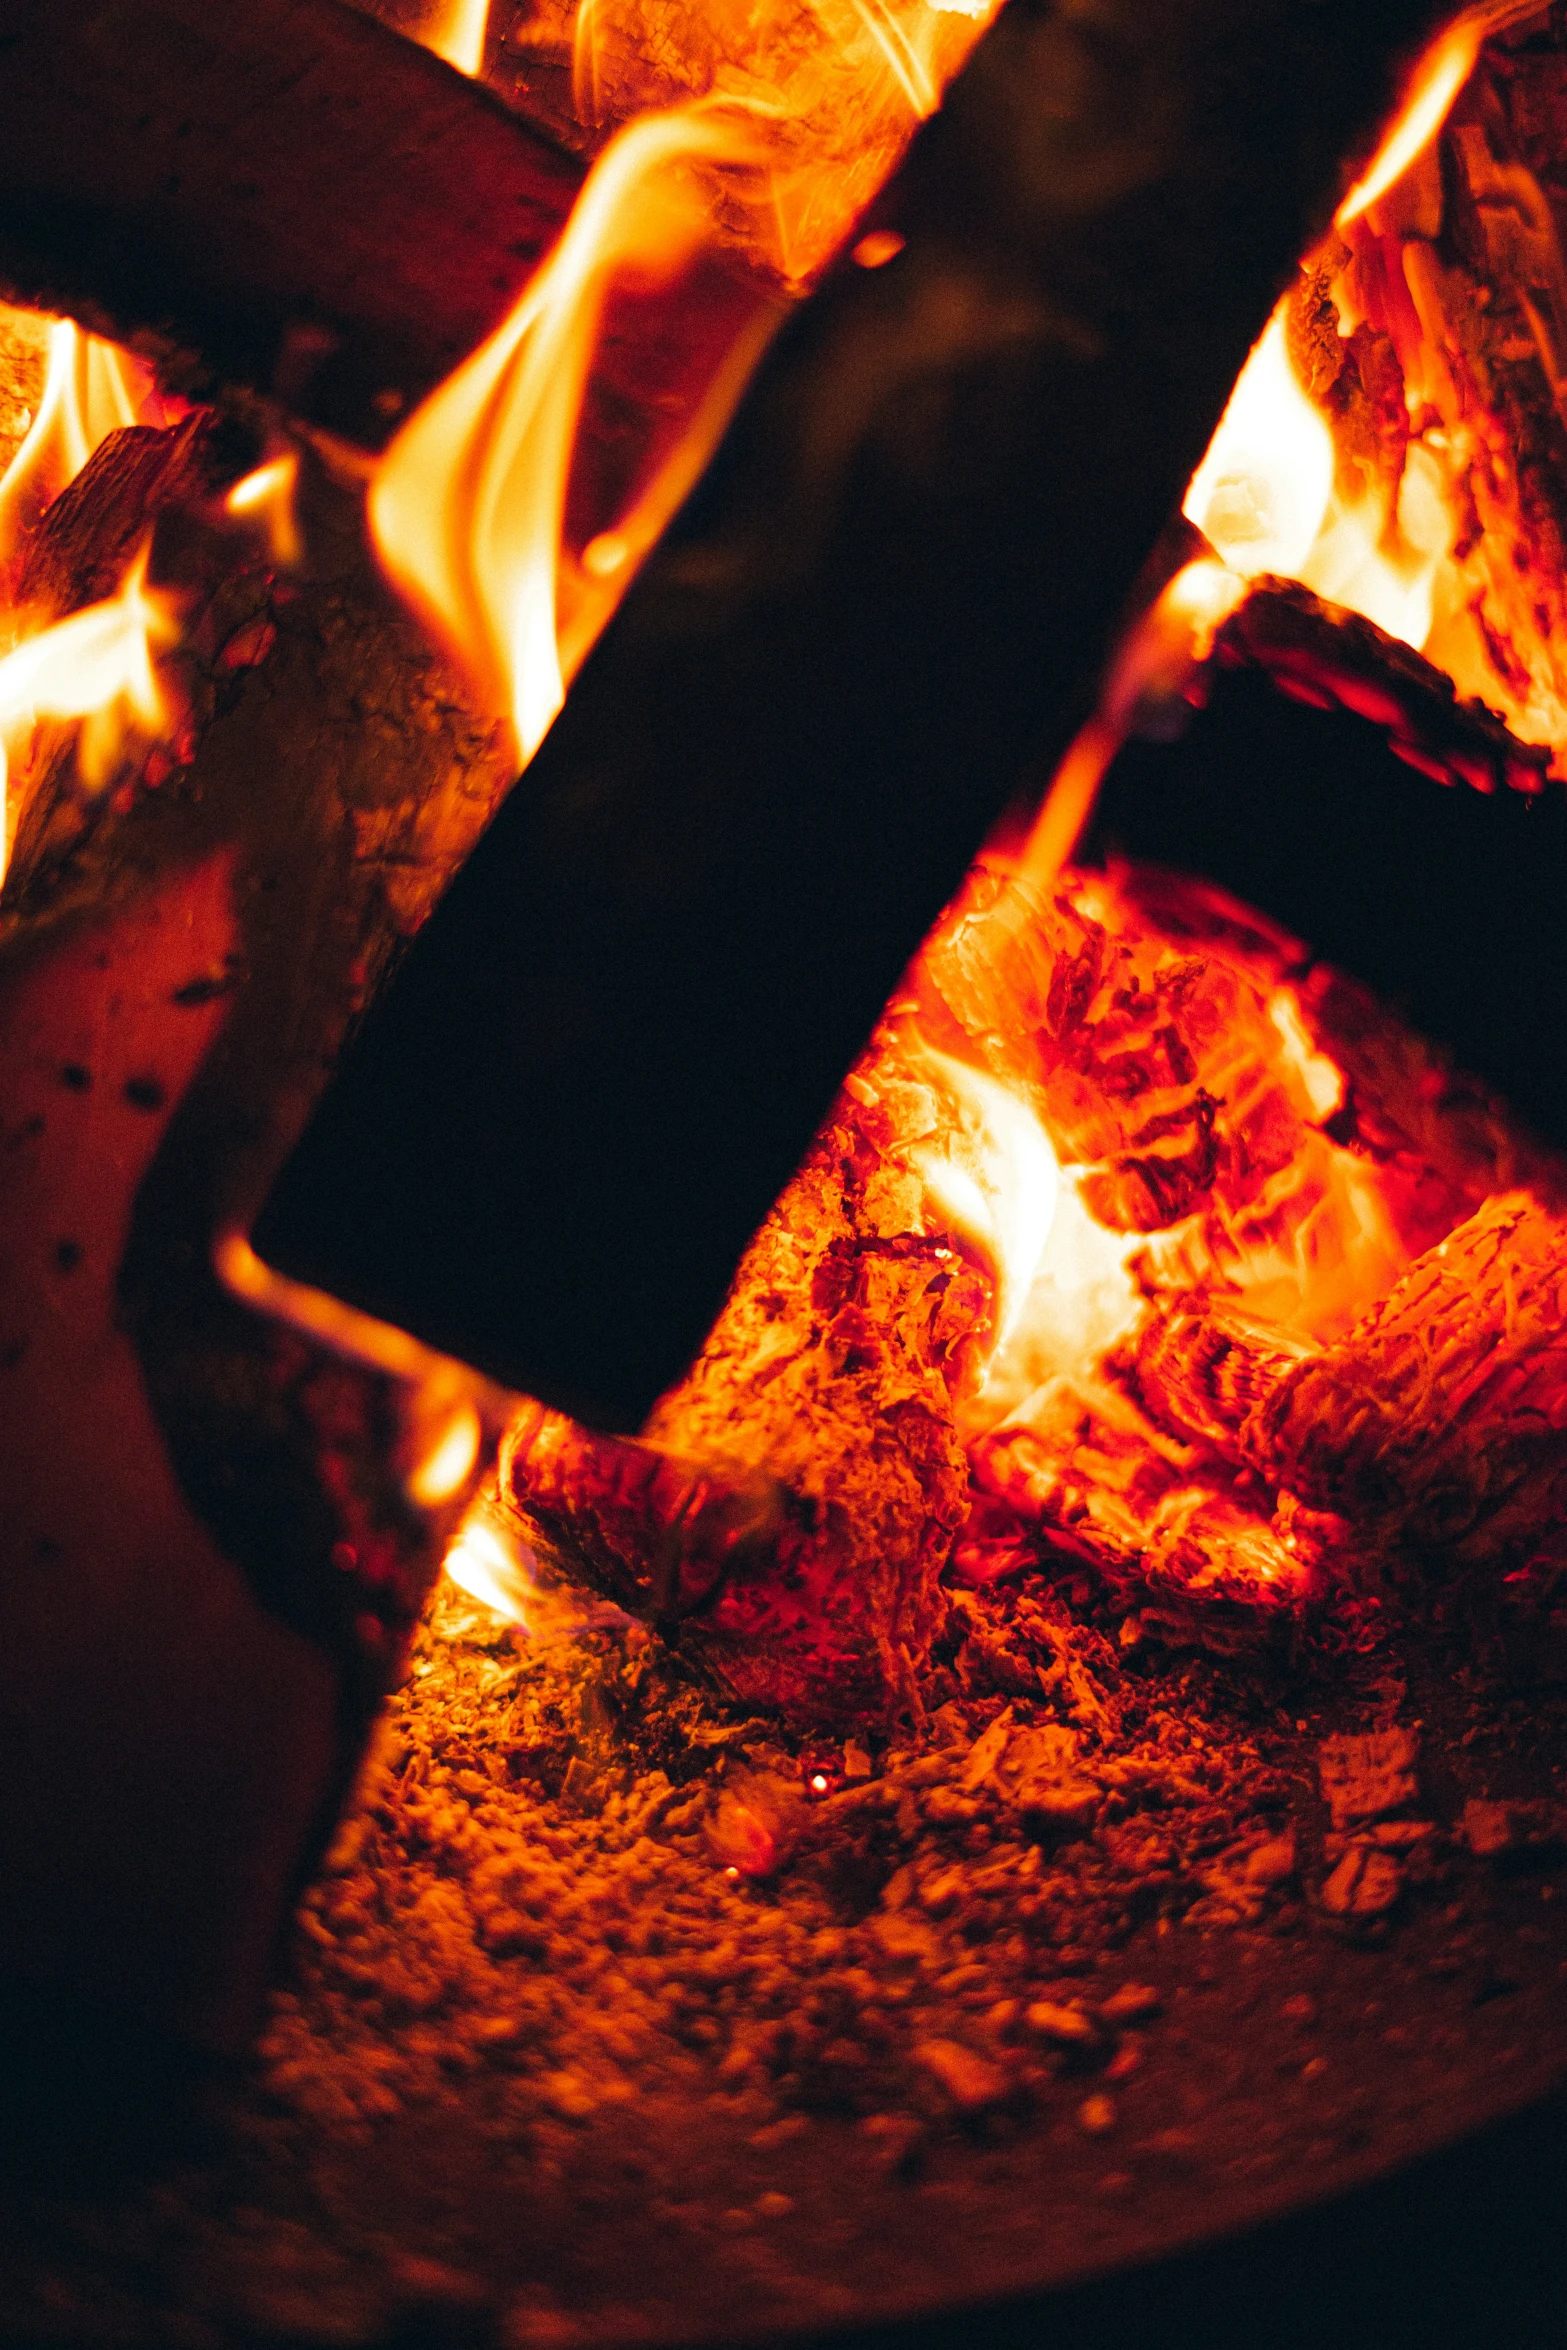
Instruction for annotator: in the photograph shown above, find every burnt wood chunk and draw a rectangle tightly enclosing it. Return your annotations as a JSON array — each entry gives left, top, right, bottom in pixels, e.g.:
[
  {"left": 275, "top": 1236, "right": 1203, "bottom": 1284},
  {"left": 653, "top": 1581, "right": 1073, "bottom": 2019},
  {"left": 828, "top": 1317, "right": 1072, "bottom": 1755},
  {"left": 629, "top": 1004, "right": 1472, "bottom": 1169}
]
[
  {"left": 256, "top": 0, "right": 1444, "bottom": 1429},
  {"left": 0, "top": 0, "right": 584, "bottom": 443},
  {"left": 1129, "top": 1191, "right": 1567, "bottom": 1572},
  {"left": 1087, "top": 656, "right": 1567, "bottom": 1155}
]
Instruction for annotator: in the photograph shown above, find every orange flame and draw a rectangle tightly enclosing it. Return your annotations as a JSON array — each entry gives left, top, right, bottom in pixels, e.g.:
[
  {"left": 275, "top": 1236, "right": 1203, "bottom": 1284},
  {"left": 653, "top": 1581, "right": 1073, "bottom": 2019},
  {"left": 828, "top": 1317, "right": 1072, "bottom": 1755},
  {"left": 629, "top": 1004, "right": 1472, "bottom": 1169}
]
[
  {"left": 906, "top": 1047, "right": 1059, "bottom": 1364},
  {"left": 846, "top": 0, "right": 938, "bottom": 120},
  {"left": 444, "top": 1513, "right": 537, "bottom": 1623},
  {"left": 894, "top": 1027, "right": 1146, "bottom": 1429},
  {"left": 423, "top": 0, "right": 489, "bottom": 75},
  {"left": 370, "top": 105, "right": 777, "bottom": 766},
  {"left": 225, "top": 453, "right": 302, "bottom": 569},
  {"left": 0, "top": 319, "right": 160, "bottom": 562},
  {"left": 572, "top": 0, "right": 605, "bottom": 126},
  {"left": 218, "top": 1231, "right": 505, "bottom": 1528},
  {"left": 1336, "top": 15, "right": 1484, "bottom": 228},
  {"left": 1016, "top": 556, "right": 1248, "bottom": 894},
  {"left": 0, "top": 542, "right": 179, "bottom": 885},
  {"left": 1183, "top": 298, "right": 1449, "bottom": 655},
  {"left": 372, "top": 0, "right": 1007, "bottom": 765},
  {"left": 1184, "top": 312, "right": 1335, "bottom": 584},
  {"left": 409, "top": 1402, "right": 483, "bottom": 1505}
]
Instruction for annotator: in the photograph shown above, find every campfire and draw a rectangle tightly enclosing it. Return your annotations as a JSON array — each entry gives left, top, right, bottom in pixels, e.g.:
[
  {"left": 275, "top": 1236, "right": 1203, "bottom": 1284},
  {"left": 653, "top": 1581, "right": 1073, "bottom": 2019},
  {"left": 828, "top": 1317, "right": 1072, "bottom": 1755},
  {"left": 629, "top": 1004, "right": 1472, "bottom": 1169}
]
[{"left": 5, "top": 0, "right": 1567, "bottom": 2337}]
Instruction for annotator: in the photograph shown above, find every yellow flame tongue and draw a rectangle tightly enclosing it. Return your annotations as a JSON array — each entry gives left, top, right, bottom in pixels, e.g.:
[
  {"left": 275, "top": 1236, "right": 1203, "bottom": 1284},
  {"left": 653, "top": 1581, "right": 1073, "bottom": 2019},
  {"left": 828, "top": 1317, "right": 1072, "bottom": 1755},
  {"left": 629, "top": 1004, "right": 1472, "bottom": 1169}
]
[
  {"left": 1335, "top": 13, "right": 1484, "bottom": 229},
  {"left": 0, "top": 318, "right": 160, "bottom": 564},
  {"left": 368, "top": 105, "right": 772, "bottom": 770},
  {"left": 423, "top": 0, "right": 489, "bottom": 76},
  {"left": 0, "top": 541, "right": 180, "bottom": 884}
]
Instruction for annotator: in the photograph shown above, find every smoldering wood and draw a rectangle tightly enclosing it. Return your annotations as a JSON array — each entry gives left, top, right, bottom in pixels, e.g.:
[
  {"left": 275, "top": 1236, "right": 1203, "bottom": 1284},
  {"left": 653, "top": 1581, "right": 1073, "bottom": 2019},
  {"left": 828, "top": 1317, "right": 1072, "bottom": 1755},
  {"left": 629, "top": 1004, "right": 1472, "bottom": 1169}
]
[
  {"left": 496, "top": 849, "right": 1559, "bottom": 1716},
  {"left": 1086, "top": 651, "right": 1567, "bottom": 1156},
  {"left": 258, "top": 0, "right": 1447, "bottom": 1431},
  {"left": 1211, "top": 579, "right": 1553, "bottom": 799},
  {"left": 0, "top": 0, "right": 584, "bottom": 445},
  {"left": 1128, "top": 1189, "right": 1567, "bottom": 1573},
  {"left": 0, "top": 416, "right": 515, "bottom": 2045},
  {"left": 499, "top": 1121, "right": 977, "bottom": 1724}
]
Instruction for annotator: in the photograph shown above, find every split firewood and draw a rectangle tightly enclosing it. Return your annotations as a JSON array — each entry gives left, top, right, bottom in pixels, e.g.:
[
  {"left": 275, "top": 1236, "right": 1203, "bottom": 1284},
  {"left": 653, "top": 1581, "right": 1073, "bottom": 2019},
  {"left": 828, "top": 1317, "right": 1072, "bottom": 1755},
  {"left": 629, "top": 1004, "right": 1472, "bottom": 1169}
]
[
  {"left": 0, "top": 0, "right": 584, "bottom": 444},
  {"left": 1126, "top": 1188, "right": 1567, "bottom": 1572},
  {"left": 0, "top": 408, "right": 518, "bottom": 2041}
]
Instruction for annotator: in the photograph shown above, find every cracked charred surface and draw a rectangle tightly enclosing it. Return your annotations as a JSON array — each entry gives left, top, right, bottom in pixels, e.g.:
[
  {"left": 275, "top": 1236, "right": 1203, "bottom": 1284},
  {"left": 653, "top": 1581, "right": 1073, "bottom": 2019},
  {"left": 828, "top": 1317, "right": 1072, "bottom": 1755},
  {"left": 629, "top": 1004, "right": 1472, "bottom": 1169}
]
[
  {"left": 501, "top": 854, "right": 1567, "bottom": 1724},
  {"left": 503, "top": 1128, "right": 975, "bottom": 1725}
]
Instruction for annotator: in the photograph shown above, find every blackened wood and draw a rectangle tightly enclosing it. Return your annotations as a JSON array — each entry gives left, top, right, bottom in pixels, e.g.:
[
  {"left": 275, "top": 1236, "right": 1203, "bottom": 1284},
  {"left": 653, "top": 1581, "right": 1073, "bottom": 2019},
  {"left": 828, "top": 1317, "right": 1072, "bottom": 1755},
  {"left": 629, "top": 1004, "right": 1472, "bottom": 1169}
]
[
  {"left": 0, "top": 0, "right": 583, "bottom": 445},
  {"left": 257, "top": 0, "right": 1442, "bottom": 1430},
  {"left": 1214, "top": 579, "right": 1553, "bottom": 800},
  {"left": 1086, "top": 658, "right": 1567, "bottom": 1156}
]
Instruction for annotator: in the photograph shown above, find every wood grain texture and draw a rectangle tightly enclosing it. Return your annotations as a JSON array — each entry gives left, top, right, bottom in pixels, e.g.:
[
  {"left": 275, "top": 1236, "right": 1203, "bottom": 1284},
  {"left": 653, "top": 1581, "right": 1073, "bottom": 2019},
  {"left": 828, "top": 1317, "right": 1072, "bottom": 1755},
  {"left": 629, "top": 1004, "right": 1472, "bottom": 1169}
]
[{"left": 0, "top": 0, "right": 584, "bottom": 443}]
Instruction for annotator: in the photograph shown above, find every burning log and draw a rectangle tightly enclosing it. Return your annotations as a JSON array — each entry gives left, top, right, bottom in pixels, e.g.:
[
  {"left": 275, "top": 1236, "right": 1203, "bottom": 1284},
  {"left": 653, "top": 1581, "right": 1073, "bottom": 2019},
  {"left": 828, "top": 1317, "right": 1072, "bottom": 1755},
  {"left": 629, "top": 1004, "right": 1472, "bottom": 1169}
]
[
  {"left": 1321, "top": 10, "right": 1567, "bottom": 763},
  {"left": 1127, "top": 1187, "right": 1567, "bottom": 1573},
  {"left": 498, "top": 843, "right": 1563, "bottom": 1714},
  {"left": 502, "top": 1128, "right": 978, "bottom": 1721},
  {"left": 1175, "top": 11, "right": 1567, "bottom": 768},
  {"left": 0, "top": 0, "right": 584, "bottom": 443},
  {"left": 258, "top": 0, "right": 1448, "bottom": 1431},
  {"left": 1210, "top": 577, "right": 1552, "bottom": 800},
  {"left": 0, "top": 402, "right": 519, "bottom": 2044}
]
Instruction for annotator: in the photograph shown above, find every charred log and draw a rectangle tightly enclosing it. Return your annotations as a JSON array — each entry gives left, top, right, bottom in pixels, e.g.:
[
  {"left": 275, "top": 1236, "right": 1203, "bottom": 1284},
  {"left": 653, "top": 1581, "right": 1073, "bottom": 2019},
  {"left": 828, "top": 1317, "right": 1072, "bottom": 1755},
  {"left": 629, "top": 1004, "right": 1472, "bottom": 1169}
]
[
  {"left": 1210, "top": 578, "right": 1553, "bottom": 799},
  {"left": 0, "top": 0, "right": 584, "bottom": 445},
  {"left": 257, "top": 0, "right": 1448, "bottom": 1430},
  {"left": 1128, "top": 1188, "right": 1567, "bottom": 1572},
  {"left": 1086, "top": 652, "right": 1567, "bottom": 1157}
]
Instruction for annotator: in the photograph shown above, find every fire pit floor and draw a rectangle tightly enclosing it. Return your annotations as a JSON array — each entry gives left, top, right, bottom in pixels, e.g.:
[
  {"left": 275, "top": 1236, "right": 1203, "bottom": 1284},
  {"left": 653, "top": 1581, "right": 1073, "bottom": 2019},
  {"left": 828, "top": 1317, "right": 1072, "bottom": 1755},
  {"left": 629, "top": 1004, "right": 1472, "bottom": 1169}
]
[{"left": 4, "top": 1589, "right": 1567, "bottom": 2350}]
